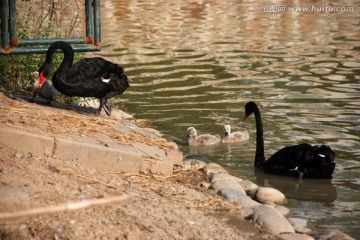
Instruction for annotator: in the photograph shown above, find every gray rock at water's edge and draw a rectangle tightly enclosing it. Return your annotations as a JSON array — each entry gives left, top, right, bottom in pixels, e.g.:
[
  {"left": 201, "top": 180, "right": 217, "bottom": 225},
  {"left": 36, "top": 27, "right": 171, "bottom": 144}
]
[
  {"left": 202, "top": 163, "right": 229, "bottom": 177},
  {"left": 239, "top": 179, "right": 258, "bottom": 194},
  {"left": 276, "top": 232, "right": 315, "bottom": 240},
  {"left": 183, "top": 159, "right": 208, "bottom": 171},
  {"left": 210, "top": 173, "right": 243, "bottom": 184},
  {"left": 251, "top": 187, "right": 288, "bottom": 205},
  {"left": 217, "top": 188, "right": 246, "bottom": 201},
  {"left": 210, "top": 180, "right": 246, "bottom": 195},
  {"left": 288, "top": 218, "right": 316, "bottom": 234},
  {"left": 252, "top": 204, "right": 295, "bottom": 234},
  {"left": 275, "top": 205, "right": 291, "bottom": 217},
  {"left": 218, "top": 188, "right": 260, "bottom": 209},
  {"left": 184, "top": 154, "right": 210, "bottom": 163},
  {"left": 319, "top": 230, "right": 355, "bottom": 240},
  {"left": 238, "top": 205, "right": 261, "bottom": 218}
]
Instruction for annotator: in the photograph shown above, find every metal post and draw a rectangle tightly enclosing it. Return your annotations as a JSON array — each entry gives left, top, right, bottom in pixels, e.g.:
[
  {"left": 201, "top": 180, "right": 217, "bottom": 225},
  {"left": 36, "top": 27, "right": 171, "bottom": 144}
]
[
  {"left": 85, "top": 0, "right": 93, "bottom": 44},
  {"left": 9, "top": 0, "right": 17, "bottom": 46},
  {"left": 1, "top": 0, "right": 9, "bottom": 52},
  {"left": 93, "top": 0, "right": 101, "bottom": 46}
]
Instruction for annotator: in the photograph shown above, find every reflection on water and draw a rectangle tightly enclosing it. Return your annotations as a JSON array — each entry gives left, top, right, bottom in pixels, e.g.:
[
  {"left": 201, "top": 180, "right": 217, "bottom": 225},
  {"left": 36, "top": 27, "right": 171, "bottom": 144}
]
[{"left": 86, "top": 0, "right": 360, "bottom": 237}]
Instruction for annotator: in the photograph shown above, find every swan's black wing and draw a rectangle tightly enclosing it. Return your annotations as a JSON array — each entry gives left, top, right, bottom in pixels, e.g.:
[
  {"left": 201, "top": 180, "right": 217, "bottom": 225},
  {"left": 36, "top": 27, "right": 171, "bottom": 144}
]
[
  {"left": 262, "top": 143, "right": 335, "bottom": 179},
  {"left": 262, "top": 143, "right": 312, "bottom": 177},
  {"left": 56, "top": 57, "right": 128, "bottom": 98}
]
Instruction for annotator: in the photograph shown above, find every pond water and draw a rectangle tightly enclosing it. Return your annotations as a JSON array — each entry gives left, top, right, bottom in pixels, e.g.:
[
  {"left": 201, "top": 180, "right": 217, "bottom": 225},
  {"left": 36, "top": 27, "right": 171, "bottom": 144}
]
[{"left": 87, "top": 0, "right": 360, "bottom": 237}]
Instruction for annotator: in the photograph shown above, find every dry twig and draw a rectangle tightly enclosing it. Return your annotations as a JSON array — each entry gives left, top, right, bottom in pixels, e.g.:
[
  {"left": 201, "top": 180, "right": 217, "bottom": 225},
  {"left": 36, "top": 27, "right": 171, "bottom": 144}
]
[{"left": 0, "top": 195, "right": 131, "bottom": 220}]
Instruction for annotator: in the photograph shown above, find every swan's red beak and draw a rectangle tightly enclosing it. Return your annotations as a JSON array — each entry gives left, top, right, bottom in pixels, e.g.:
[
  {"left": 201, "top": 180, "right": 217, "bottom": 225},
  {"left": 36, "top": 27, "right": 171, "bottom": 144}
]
[
  {"left": 243, "top": 114, "right": 250, "bottom": 122},
  {"left": 39, "top": 72, "right": 46, "bottom": 87}
]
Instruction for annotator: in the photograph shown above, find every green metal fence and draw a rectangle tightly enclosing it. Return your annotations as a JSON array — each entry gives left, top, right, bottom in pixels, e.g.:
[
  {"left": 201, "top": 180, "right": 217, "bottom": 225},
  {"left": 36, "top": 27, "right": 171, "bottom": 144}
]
[{"left": 0, "top": 0, "right": 101, "bottom": 55}]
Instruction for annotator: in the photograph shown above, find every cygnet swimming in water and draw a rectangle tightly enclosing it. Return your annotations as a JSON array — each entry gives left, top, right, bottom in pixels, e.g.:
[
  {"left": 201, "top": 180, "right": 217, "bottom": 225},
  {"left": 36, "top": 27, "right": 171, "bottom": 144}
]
[
  {"left": 221, "top": 124, "right": 249, "bottom": 143},
  {"left": 186, "top": 127, "right": 221, "bottom": 146},
  {"left": 30, "top": 71, "right": 57, "bottom": 103}
]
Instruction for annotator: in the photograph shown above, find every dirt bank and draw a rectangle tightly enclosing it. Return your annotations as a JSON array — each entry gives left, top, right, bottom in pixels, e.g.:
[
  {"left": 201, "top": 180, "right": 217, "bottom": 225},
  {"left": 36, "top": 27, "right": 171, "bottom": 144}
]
[{"left": 0, "top": 93, "right": 272, "bottom": 239}]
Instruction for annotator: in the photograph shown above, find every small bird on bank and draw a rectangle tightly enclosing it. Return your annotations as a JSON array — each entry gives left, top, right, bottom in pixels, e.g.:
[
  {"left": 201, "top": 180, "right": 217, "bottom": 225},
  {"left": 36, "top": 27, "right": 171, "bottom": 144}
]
[
  {"left": 186, "top": 127, "right": 221, "bottom": 146},
  {"left": 30, "top": 71, "right": 57, "bottom": 104},
  {"left": 221, "top": 124, "right": 249, "bottom": 143}
]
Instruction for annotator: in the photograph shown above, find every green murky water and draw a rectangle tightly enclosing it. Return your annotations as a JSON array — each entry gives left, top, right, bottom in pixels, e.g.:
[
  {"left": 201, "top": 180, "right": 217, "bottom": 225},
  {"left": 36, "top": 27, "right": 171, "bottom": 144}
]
[{"left": 87, "top": 0, "right": 360, "bottom": 237}]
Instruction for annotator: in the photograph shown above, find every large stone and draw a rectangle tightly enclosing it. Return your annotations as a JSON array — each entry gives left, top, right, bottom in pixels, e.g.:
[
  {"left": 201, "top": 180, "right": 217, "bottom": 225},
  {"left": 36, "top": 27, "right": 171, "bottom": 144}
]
[
  {"left": 210, "top": 173, "right": 243, "bottom": 184},
  {"left": 252, "top": 187, "right": 288, "bottom": 205},
  {"left": 217, "top": 188, "right": 246, "bottom": 201},
  {"left": 319, "top": 230, "right": 355, "bottom": 240},
  {"left": 277, "top": 232, "right": 314, "bottom": 240},
  {"left": 288, "top": 218, "right": 315, "bottom": 234},
  {"left": 238, "top": 205, "right": 260, "bottom": 218},
  {"left": 183, "top": 155, "right": 209, "bottom": 170},
  {"left": 202, "top": 163, "right": 229, "bottom": 176},
  {"left": 210, "top": 180, "right": 246, "bottom": 195},
  {"left": 252, "top": 204, "right": 295, "bottom": 234},
  {"left": 238, "top": 180, "right": 258, "bottom": 194},
  {"left": 275, "top": 205, "right": 291, "bottom": 217}
]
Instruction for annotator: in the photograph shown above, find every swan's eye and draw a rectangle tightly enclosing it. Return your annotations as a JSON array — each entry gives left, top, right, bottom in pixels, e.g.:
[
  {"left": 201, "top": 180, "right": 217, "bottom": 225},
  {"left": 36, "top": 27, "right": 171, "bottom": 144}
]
[{"left": 318, "top": 154, "right": 326, "bottom": 158}]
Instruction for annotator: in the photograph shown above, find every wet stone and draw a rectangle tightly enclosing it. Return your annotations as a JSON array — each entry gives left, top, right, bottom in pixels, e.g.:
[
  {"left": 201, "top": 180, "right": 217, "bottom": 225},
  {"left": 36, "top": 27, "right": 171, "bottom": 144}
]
[
  {"left": 183, "top": 158, "right": 208, "bottom": 171},
  {"left": 275, "top": 205, "right": 291, "bottom": 217},
  {"left": 217, "top": 188, "right": 246, "bottom": 202},
  {"left": 238, "top": 205, "right": 260, "bottom": 218},
  {"left": 276, "top": 232, "right": 315, "bottom": 240},
  {"left": 202, "top": 163, "right": 229, "bottom": 177},
  {"left": 252, "top": 187, "right": 288, "bottom": 205},
  {"left": 238, "top": 180, "right": 258, "bottom": 194},
  {"left": 210, "top": 180, "right": 246, "bottom": 195},
  {"left": 319, "top": 230, "right": 355, "bottom": 240},
  {"left": 288, "top": 218, "right": 315, "bottom": 234},
  {"left": 252, "top": 204, "right": 295, "bottom": 234},
  {"left": 210, "top": 173, "right": 243, "bottom": 184}
]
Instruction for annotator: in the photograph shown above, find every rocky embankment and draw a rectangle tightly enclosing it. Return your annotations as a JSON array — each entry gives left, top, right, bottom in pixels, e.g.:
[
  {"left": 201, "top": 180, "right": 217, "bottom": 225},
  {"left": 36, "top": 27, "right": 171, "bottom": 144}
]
[{"left": 0, "top": 92, "right": 354, "bottom": 240}]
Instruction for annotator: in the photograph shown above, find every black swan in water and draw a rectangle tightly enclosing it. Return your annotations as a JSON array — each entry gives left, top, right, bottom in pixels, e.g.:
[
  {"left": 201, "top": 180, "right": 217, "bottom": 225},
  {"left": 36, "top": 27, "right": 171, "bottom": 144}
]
[
  {"left": 38, "top": 41, "right": 129, "bottom": 116},
  {"left": 243, "top": 101, "right": 335, "bottom": 179}
]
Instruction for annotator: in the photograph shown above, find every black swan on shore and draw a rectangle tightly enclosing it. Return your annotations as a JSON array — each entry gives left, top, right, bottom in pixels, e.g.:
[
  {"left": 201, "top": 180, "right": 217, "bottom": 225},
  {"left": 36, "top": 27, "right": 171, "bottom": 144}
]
[
  {"left": 243, "top": 101, "right": 335, "bottom": 179},
  {"left": 38, "top": 41, "right": 129, "bottom": 116}
]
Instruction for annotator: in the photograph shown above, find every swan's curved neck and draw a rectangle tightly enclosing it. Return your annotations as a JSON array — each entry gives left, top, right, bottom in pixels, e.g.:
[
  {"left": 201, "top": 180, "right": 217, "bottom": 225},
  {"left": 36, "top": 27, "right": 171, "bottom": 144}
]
[
  {"left": 253, "top": 106, "right": 266, "bottom": 166},
  {"left": 45, "top": 41, "right": 74, "bottom": 70}
]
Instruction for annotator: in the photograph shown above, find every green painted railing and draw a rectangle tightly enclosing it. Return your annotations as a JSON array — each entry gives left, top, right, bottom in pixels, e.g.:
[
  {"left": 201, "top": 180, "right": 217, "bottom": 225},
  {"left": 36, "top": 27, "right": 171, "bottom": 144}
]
[{"left": 0, "top": 0, "right": 101, "bottom": 55}]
